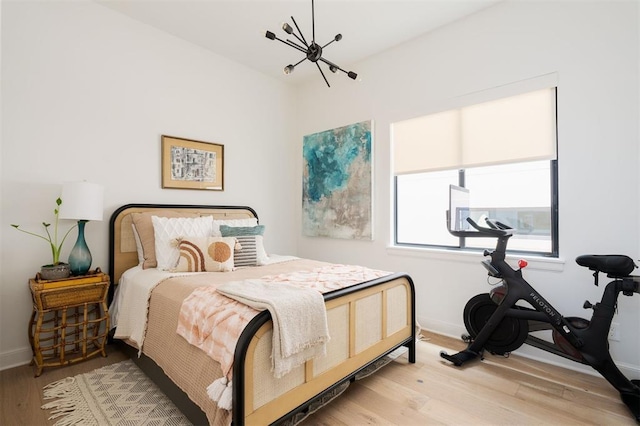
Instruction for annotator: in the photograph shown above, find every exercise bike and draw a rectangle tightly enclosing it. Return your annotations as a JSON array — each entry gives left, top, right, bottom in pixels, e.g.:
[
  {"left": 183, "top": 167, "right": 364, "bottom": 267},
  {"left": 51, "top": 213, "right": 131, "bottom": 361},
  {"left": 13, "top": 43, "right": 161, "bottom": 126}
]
[{"left": 439, "top": 215, "right": 640, "bottom": 422}]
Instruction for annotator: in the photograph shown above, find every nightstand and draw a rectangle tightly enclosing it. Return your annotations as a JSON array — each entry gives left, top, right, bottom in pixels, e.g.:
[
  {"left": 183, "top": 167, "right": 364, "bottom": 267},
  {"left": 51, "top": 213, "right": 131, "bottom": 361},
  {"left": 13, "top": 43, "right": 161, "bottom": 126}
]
[{"left": 28, "top": 269, "right": 110, "bottom": 377}]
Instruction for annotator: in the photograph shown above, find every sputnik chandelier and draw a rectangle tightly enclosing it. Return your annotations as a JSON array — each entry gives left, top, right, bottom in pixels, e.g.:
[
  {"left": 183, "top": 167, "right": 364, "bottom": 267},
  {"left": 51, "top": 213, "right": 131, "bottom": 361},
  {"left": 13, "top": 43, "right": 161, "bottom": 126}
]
[{"left": 265, "top": 0, "right": 357, "bottom": 87}]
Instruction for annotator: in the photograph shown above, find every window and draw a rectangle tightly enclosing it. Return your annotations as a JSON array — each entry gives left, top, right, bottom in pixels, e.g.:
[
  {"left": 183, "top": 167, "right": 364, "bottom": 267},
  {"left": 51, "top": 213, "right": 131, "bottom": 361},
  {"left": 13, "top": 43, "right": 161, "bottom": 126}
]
[{"left": 392, "top": 86, "right": 558, "bottom": 256}]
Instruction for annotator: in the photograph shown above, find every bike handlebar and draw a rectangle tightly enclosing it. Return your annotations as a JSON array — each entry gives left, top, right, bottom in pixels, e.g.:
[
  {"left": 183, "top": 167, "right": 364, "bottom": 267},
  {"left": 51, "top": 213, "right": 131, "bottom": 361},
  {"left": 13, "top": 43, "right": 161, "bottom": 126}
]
[{"left": 447, "top": 215, "right": 514, "bottom": 238}]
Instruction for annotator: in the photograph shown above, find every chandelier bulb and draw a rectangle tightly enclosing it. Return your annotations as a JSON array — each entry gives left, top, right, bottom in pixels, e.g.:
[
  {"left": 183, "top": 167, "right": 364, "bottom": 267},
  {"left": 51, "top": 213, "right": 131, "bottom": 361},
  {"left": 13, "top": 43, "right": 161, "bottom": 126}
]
[
  {"left": 284, "top": 65, "right": 295, "bottom": 75},
  {"left": 282, "top": 22, "right": 294, "bottom": 34},
  {"left": 334, "top": 34, "right": 342, "bottom": 42},
  {"left": 265, "top": 30, "right": 276, "bottom": 40},
  {"left": 329, "top": 65, "right": 337, "bottom": 73},
  {"left": 347, "top": 71, "right": 358, "bottom": 80}
]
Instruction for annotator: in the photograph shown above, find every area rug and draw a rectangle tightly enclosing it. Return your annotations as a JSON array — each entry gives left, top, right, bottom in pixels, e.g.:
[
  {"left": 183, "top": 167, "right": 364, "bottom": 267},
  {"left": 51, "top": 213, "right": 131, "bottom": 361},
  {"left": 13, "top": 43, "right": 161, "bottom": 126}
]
[{"left": 41, "top": 359, "right": 191, "bottom": 426}]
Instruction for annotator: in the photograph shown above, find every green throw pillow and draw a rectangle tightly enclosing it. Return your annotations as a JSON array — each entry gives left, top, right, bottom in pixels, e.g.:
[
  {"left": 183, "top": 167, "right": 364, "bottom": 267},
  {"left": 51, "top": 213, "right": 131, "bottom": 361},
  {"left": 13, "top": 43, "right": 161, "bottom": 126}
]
[{"left": 219, "top": 225, "right": 267, "bottom": 267}]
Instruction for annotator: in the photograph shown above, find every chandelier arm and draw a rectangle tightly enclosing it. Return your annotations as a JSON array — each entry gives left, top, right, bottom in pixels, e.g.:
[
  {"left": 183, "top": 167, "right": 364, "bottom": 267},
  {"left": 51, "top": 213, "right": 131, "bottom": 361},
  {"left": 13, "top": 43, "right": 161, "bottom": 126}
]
[
  {"left": 322, "top": 39, "right": 336, "bottom": 49},
  {"left": 291, "top": 16, "right": 309, "bottom": 47},
  {"left": 292, "top": 57, "right": 307, "bottom": 68},
  {"left": 273, "top": 36, "right": 307, "bottom": 55},
  {"left": 284, "top": 38, "right": 308, "bottom": 52},
  {"left": 287, "top": 29, "right": 308, "bottom": 49},
  {"left": 292, "top": 33, "right": 308, "bottom": 48},
  {"left": 318, "top": 57, "right": 346, "bottom": 74},
  {"left": 315, "top": 62, "right": 330, "bottom": 87}
]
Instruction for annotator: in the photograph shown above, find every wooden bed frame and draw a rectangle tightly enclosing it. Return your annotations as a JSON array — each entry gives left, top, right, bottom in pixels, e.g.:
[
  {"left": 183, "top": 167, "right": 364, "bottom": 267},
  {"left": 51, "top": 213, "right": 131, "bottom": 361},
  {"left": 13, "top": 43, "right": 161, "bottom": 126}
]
[{"left": 109, "top": 203, "right": 416, "bottom": 425}]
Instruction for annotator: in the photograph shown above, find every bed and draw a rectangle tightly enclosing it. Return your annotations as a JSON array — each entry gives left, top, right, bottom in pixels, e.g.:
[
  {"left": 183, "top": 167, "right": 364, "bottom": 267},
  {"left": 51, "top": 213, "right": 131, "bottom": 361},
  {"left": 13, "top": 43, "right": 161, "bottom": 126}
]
[{"left": 108, "top": 203, "right": 416, "bottom": 425}]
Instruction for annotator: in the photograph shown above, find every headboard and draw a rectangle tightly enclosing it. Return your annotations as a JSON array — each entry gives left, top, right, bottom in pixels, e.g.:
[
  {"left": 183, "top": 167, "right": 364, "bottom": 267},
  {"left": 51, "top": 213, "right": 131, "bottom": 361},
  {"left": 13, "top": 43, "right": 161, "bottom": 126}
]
[{"left": 108, "top": 204, "right": 258, "bottom": 300}]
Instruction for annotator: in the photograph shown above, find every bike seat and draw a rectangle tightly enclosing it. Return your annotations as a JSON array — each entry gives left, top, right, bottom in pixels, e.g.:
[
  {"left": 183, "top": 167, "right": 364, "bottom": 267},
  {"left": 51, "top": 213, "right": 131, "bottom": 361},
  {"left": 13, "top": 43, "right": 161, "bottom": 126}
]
[{"left": 575, "top": 255, "right": 637, "bottom": 277}]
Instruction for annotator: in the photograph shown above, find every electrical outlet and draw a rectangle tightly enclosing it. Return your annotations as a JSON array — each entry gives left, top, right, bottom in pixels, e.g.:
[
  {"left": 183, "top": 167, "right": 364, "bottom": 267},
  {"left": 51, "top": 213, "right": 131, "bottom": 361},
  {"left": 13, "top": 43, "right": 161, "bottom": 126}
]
[{"left": 609, "top": 322, "right": 620, "bottom": 341}]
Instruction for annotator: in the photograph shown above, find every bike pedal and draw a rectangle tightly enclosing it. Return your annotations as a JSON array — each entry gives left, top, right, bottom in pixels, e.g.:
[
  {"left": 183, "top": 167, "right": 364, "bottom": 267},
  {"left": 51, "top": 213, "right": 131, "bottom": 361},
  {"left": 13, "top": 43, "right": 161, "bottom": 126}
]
[{"left": 439, "top": 351, "right": 461, "bottom": 366}]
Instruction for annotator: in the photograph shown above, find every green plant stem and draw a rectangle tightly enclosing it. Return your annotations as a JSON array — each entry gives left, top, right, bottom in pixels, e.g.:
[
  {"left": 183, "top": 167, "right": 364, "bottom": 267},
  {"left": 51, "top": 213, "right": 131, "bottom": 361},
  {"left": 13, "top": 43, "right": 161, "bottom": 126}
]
[
  {"left": 12, "top": 223, "right": 77, "bottom": 265},
  {"left": 44, "top": 225, "right": 55, "bottom": 261},
  {"left": 11, "top": 227, "right": 52, "bottom": 242}
]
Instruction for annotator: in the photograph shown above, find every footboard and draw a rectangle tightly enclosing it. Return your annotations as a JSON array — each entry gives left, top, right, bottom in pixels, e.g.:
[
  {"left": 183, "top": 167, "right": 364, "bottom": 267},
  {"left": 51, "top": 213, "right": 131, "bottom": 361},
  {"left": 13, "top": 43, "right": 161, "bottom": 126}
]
[{"left": 233, "top": 273, "right": 415, "bottom": 425}]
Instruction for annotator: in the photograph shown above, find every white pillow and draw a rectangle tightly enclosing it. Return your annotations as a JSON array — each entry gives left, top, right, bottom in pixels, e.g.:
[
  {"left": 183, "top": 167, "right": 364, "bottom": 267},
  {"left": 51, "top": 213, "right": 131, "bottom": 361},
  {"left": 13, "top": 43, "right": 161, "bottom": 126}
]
[
  {"left": 211, "top": 218, "right": 258, "bottom": 236},
  {"left": 152, "top": 215, "right": 214, "bottom": 270}
]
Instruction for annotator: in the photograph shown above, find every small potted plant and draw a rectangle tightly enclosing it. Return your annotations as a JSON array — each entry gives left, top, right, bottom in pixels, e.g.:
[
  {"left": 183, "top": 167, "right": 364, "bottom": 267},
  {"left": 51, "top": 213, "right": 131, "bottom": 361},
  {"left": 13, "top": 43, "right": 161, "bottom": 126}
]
[{"left": 11, "top": 197, "right": 77, "bottom": 280}]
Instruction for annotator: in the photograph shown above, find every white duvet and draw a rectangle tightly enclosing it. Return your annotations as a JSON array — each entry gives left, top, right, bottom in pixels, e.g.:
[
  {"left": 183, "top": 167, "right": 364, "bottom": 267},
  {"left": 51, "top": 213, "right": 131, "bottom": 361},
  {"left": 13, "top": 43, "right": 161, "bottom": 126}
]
[{"left": 109, "top": 266, "right": 187, "bottom": 353}]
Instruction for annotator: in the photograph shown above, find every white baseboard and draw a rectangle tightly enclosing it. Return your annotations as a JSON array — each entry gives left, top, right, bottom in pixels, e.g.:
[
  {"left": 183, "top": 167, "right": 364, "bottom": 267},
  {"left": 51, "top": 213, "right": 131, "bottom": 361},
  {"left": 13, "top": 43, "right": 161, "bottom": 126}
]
[
  {"left": 0, "top": 346, "right": 32, "bottom": 371},
  {"left": 615, "top": 361, "right": 640, "bottom": 379},
  {"left": 417, "top": 316, "right": 466, "bottom": 340}
]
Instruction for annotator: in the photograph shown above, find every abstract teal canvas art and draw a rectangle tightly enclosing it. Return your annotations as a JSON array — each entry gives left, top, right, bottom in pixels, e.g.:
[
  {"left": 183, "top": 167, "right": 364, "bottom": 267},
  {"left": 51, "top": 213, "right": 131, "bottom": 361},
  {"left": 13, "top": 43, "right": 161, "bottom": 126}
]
[{"left": 302, "top": 120, "right": 373, "bottom": 239}]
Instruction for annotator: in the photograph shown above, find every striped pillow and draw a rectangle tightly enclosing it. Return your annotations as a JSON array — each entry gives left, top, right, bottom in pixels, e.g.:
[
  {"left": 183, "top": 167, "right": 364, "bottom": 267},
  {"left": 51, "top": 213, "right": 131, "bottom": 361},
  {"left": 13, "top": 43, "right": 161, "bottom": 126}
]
[{"left": 219, "top": 225, "right": 268, "bottom": 267}]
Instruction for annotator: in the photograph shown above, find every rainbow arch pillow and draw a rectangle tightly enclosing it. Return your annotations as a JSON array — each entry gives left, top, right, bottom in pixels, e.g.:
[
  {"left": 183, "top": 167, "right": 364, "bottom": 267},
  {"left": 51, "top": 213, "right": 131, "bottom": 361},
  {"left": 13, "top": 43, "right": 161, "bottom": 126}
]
[{"left": 172, "top": 236, "right": 238, "bottom": 272}]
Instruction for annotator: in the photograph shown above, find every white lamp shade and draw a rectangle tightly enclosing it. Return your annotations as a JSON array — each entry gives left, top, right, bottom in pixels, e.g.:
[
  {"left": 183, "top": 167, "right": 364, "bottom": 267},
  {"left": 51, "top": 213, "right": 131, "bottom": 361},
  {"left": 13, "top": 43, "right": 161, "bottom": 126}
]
[{"left": 59, "top": 181, "right": 104, "bottom": 221}]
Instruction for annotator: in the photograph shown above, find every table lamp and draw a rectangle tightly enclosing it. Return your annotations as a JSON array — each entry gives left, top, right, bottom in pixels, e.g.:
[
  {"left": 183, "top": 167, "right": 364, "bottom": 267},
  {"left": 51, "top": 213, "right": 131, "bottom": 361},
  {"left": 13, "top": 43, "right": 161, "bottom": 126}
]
[{"left": 59, "top": 181, "right": 104, "bottom": 276}]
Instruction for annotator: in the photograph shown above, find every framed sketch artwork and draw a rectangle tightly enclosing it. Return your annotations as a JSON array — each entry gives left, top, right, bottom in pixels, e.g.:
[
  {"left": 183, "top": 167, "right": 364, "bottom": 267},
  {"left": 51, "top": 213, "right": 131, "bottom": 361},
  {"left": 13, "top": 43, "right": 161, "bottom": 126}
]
[{"left": 161, "top": 135, "right": 224, "bottom": 190}]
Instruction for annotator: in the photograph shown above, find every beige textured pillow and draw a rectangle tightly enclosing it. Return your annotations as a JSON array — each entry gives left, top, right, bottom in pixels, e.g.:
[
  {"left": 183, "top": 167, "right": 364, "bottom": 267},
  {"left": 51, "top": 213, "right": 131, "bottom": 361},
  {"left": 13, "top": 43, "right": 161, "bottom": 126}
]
[
  {"left": 131, "top": 211, "right": 199, "bottom": 269},
  {"left": 173, "top": 237, "right": 237, "bottom": 272}
]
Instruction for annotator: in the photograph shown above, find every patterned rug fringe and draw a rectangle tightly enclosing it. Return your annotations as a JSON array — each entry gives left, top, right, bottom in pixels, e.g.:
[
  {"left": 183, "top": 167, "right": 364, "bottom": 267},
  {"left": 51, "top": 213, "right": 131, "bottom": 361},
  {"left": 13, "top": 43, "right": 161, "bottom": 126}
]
[
  {"left": 41, "top": 360, "right": 191, "bottom": 426},
  {"left": 42, "top": 377, "right": 96, "bottom": 425}
]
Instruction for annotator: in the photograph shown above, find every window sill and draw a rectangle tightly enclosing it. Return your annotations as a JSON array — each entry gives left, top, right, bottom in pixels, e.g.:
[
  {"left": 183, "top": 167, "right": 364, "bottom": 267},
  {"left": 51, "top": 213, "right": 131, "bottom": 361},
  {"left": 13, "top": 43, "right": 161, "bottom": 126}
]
[{"left": 386, "top": 245, "right": 565, "bottom": 272}]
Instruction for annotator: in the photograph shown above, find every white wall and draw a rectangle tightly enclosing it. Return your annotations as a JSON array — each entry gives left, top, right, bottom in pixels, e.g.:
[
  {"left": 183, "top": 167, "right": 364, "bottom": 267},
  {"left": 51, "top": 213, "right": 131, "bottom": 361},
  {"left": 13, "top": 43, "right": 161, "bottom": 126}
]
[
  {"left": 295, "top": 1, "right": 640, "bottom": 375},
  {"left": 0, "top": 1, "right": 296, "bottom": 369}
]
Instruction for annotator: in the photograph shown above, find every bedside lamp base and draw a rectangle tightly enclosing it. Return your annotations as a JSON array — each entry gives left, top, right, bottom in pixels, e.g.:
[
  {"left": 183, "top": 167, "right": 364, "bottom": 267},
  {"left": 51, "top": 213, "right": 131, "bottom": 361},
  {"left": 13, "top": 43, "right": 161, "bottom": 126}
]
[{"left": 69, "top": 220, "right": 92, "bottom": 276}]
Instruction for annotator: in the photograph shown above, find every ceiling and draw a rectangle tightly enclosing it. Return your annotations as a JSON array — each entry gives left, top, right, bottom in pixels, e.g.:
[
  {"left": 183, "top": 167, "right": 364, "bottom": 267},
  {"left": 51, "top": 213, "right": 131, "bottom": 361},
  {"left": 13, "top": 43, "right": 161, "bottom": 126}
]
[{"left": 96, "top": 0, "right": 502, "bottom": 86}]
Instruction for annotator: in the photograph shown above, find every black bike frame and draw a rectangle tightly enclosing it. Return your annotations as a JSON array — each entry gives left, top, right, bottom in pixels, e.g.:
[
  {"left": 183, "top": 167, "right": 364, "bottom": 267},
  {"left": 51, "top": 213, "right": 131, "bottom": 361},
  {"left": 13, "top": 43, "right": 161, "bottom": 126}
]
[{"left": 465, "top": 228, "right": 639, "bottom": 397}]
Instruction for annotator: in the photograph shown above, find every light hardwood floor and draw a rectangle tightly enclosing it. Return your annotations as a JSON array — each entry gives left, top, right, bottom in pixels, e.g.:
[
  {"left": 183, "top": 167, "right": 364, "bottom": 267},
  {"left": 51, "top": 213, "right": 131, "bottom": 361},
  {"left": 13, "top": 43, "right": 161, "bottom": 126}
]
[
  {"left": 304, "top": 332, "right": 636, "bottom": 425},
  {"left": 0, "top": 332, "right": 635, "bottom": 425}
]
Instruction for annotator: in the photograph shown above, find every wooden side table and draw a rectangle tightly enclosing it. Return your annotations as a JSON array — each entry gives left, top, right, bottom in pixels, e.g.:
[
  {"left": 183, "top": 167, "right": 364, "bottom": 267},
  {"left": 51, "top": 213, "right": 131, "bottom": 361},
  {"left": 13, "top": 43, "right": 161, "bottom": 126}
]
[{"left": 28, "top": 269, "right": 110, "bottom": 377}]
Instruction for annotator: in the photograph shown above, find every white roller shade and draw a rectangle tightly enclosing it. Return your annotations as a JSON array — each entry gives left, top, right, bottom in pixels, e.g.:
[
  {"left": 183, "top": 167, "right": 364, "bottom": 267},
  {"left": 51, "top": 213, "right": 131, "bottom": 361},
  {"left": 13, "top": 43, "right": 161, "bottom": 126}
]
[
  {"left": 461, "top": 89, "right": 556, "bottom": 168},
  {"left": 393, "top": 87, "right": 557, "bottom": 175},
  {"left": 392, "top": 110, "right": 460, "bottom": 174}
]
